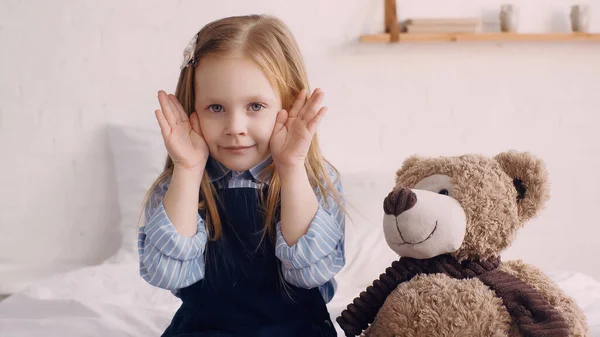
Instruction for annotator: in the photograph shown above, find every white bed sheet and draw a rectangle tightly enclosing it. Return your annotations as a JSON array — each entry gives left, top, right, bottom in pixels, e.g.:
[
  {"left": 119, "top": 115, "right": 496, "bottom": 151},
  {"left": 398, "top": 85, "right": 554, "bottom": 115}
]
[
  {"left": 1, "top": 262, "right": 600, "bottom": 337},
  {"left": 0, "top": 263, "right": 178, "bottom": 337}
]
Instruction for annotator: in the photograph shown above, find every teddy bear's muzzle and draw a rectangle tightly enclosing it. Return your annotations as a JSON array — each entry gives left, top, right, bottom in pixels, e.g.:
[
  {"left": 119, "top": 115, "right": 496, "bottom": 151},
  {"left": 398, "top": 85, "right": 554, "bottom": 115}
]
[{"left": 383, "top": 187, "right": 417, "bottom": 216}]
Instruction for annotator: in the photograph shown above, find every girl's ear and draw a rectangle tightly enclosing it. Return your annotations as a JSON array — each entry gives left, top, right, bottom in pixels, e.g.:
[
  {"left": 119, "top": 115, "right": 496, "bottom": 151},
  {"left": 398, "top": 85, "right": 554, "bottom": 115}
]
[{"left": 494, "top": 150, "right": 550, "bottom": 222}]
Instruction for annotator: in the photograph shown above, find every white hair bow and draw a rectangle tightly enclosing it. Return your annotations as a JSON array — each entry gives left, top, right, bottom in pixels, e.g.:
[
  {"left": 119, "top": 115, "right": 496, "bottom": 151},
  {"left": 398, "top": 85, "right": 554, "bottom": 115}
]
[{"left": 180, "top": 34, "right": 198, "bottom": 70}]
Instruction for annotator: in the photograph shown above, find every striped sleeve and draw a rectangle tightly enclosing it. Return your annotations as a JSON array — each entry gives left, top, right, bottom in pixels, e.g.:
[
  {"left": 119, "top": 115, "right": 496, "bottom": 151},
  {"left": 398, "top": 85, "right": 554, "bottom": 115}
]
[
  {"left": 274, "top": 163, "right": 346, "bottom": 296},
  {"left": 137, "top": 176, "right": 207, "bottom": 290}
]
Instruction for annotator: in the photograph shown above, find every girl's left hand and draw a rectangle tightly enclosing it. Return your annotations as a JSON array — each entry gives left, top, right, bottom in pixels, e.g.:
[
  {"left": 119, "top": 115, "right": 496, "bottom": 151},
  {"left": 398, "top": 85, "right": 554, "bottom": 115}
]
[{"left": 270, "top": 88, "right": 327, "bottom": 169}]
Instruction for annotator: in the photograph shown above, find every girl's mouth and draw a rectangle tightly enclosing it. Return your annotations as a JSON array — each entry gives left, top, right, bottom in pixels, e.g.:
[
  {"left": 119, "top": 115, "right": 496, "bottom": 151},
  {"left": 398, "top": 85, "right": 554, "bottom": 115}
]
[{"left": 221, "top": 145, "right": 255, "bottom": 154}]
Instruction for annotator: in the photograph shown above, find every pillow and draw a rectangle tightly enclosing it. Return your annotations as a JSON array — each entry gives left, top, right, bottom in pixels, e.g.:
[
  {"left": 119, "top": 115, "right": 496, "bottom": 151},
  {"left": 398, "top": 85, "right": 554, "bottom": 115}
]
[
  {"left": 105, "top": 123, "right": 168, "bottom": 264},
  {"left": 327, "top": 170, "right": 400, "bottom": 317}
]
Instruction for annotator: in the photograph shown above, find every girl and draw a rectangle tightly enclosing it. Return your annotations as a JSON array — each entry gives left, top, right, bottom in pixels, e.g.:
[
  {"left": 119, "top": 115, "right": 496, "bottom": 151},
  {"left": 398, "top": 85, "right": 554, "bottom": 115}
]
[{"left": 137, "top": 14, "right": 345, "bottom": 337}]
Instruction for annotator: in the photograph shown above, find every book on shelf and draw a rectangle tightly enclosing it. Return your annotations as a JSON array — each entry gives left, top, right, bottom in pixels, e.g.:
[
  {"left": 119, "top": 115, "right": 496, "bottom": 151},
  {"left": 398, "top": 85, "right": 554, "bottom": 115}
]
[
  {"left": 405, "top": 24, "right": 480, "bottom": 33},
  {"left": 404, "top": 18, "right": 482, "bottom": 26},
  {"left": 402, "top": 17, "right": 482, "bottom": 34}
]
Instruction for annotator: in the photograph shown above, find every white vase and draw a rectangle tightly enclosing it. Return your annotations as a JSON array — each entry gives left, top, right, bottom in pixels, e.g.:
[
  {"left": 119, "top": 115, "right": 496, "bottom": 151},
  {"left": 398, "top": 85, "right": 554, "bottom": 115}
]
[
  {"left": 571, "top": 5, "right": 591, "bottom": 32},
  {"left": 500, "top": 4, "right": 519, "bottom": 32}
]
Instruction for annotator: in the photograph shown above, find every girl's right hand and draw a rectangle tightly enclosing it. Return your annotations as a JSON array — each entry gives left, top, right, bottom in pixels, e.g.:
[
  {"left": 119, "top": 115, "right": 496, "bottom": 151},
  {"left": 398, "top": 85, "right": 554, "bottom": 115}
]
[{"left": 155, "top": 90, "right": 209, "bottom": 171}]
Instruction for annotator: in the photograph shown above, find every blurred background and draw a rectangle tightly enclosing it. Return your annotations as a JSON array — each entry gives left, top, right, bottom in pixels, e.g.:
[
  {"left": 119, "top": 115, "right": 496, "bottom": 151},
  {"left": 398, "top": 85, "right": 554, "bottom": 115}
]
[{"left": 0, "top": 0, "right": 599, "bottom": 334}]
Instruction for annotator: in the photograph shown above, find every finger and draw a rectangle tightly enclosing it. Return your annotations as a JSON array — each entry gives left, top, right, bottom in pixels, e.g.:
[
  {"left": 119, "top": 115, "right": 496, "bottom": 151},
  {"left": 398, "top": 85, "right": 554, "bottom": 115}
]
[
  {"left": 169, "top": 94, "right": 188, "bottom": 122},
  {"left": 302, "top": 89, "right": 324, "bottom": 121},
  {"left": 288, "top": 89, "right": 307, "bottom": 118},
  {"left": 158, "top": 91, "right": 178, "bottom": 127},
  {"left": 298, "top": 88, "right": 321, "bottom": 119},
  {"left": 273, "top": 109, "right": 288, "bottom": 133},
  {"left": 297, "top": 88, "right": 314, "bottom": 118},
  {"left": 165, "top": 94, "right": 184, "bottom": 122},
  {"left": 155, "top": 109, "right": 171, "bottom": 138},
  {"left": 306, "top": 106, "right": 327, "bottom": 134},
  {"left": 190, "top": 111, "right": 201, "bottom": 136}
]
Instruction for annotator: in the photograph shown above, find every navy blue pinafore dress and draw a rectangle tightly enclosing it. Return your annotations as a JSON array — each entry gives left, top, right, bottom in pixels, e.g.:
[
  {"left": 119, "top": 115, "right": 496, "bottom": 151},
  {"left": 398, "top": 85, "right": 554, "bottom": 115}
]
[{"left": 161, "top": 187, "right": 337, "bottom": 337}]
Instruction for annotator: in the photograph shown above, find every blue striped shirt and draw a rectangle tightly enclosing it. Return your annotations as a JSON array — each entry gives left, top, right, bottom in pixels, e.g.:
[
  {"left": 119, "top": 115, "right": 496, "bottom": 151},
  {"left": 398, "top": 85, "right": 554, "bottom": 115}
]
[{"left": 137, "top": 156, "right": 345, "bottom": 303}]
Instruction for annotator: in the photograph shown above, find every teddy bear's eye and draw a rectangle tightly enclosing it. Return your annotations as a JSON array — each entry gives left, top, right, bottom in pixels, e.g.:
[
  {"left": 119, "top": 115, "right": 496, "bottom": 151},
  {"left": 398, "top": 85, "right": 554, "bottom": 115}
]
[{"left": 439, "top": 189, "right": 449, "bottom": 195}]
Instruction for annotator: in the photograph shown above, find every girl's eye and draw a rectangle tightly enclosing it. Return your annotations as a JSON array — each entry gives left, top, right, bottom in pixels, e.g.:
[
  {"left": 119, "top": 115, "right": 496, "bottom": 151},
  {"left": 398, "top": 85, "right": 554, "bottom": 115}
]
[
  {"left": 208, "top": 104, "right": 223, "bottom": 113},
  {"left": 250, "top": 103, "right": 264, "bottom": 112}
]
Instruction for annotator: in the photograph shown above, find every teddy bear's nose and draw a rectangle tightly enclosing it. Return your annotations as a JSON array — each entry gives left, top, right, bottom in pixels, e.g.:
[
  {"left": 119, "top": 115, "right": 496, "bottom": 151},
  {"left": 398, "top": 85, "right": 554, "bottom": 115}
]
[{"left": 383, "top": 187, "right": 417, "bottom": 216}]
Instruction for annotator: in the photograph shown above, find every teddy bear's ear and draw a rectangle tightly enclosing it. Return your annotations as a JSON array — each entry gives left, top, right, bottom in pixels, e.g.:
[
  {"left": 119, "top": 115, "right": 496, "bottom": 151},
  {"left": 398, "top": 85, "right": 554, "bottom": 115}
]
[
  {"left": 394, "top": 155, "right": 425, "bottom": 187},
  {"left": 494, "top": 150, "right": 550, "bottom": 222},
  {"left": 395, "top": 155, "right": 422, "bottom": 178}
]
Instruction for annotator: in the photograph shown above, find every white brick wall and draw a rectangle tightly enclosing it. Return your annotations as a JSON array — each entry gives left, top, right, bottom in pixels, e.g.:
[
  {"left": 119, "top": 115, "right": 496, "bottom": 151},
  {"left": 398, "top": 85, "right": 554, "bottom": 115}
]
[{"left": 1, "top": 0, "right": 599, "bottom": 292}]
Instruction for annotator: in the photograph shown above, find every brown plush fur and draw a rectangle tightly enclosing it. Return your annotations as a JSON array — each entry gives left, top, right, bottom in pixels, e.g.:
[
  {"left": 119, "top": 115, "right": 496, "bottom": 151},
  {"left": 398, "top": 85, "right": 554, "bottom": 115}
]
[
  {"left": 499, "top": 260, "right": 589, "bottom": 336},
  {"left": 364, "top": 273, "right": 513, "bottom": 337},
  {"left": 349, "top": 151, "right": 589, "bottom": 336}
]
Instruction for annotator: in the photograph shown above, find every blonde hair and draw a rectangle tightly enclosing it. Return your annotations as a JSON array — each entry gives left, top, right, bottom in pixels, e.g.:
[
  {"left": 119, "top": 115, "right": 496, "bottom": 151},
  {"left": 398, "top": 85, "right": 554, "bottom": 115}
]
[{"left": 141, "top": 14, "right": 345, "bottom": 243}]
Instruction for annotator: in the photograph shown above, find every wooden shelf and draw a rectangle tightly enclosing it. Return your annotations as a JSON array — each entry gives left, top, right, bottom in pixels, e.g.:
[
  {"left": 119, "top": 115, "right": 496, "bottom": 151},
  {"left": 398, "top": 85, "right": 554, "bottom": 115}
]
[
  {"left": 367, "top": 0, "right": 600, "bottom": 44},
  {"left": 359, "top": 32, "right": 600, "bottom": 43}
]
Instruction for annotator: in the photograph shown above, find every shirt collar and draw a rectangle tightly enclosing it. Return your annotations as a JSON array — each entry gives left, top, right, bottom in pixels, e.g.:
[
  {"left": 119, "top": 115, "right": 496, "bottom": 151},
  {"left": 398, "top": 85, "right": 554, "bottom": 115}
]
[{"left": 205, "top": 156, "right": 273, "bottom": 184}]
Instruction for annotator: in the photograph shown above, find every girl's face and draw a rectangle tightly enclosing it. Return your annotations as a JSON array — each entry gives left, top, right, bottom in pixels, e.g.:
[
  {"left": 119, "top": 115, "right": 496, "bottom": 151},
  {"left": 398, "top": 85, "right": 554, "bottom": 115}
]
[{"left": 194, "top": 55, "right": 282, "bottom": 172}]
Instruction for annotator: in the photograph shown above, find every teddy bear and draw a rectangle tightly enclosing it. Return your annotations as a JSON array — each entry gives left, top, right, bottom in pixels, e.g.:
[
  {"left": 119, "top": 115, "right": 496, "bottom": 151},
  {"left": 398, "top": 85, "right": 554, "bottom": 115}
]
[{"left": 336, "top": 151, "right": 589, "bottom": 337}]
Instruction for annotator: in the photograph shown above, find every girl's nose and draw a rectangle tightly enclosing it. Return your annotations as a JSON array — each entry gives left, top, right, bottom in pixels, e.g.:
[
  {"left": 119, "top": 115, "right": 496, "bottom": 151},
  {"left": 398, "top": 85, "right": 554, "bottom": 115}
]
[{"left": 225, "top": 112, "right": 247, "bottom": 135}]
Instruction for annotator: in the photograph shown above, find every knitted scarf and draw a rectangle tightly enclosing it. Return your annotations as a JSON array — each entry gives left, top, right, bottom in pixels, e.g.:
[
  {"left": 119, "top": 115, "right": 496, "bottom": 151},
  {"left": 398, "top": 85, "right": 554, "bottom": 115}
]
[{"left": 336, "top": 254, "right": 569, "bottom": 337}]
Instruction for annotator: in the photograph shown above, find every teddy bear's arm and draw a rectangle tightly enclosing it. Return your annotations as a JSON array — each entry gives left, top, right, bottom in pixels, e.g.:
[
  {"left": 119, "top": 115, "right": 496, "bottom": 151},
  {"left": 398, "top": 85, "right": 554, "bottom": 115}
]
[{"left": 337, "top": 259, "right": 413, "bottom": 336}]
